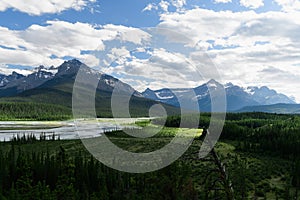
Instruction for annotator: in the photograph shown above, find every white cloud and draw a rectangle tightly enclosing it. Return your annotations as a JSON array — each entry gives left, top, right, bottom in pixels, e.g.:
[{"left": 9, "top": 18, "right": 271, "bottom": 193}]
[
  {"left": 159, "top": 9, "right": 256, "bottom": 46},
  {"left": 0, "top": 64, "right": 32, "bottom": 75},
  {"left": 102, "top": 46, "right": 209, "bottom": 92},
  {"left": 0, "top": 0, "right": 95, "bottom": 15},
  {"left": 0, "top": 21, "right": 151, "bottom": 69},
  {"left": 240, "top": 0, "right": 264, "bottom": 9},
  {"left": 274, "top": 0, "right": 300, "bottom": 12},
  {"left": 142, "top": 3, "right": 158, "bottom": 12},
  {"left": 79, "top": 54, "right": 99, "bottom": 67},
  {"left": 142, "top": 1, "right": 170, "bottom": 13},
  {"left": 159, "top": 1, "right": 170, "bottom": 12},
  {"left": 170, "top": 0, "right": 186, "bottom": 9},
  {"left": 214, "top": 0, "right": 232, "bottom": 3},
  {"left": 101, "top": 24, "right": 151, "bottom": 45}
]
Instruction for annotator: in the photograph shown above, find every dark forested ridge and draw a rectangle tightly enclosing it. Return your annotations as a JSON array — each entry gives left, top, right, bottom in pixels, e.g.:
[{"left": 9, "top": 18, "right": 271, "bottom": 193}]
[
  {"left": 0, "top": 95, "right": 180, "bottom": 120},
  {"left": 237, "top": 103, "right": 300, "bottom": 114},
  {"left": 0, "top": 102, "right": 71, "bottom": 121}
]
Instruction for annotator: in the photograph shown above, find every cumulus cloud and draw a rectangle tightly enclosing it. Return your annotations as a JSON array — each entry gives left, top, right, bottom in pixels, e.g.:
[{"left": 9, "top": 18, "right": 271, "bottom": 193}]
[
  {"left": 159, "top": 1, "right": 170, "bottom": 12},
  {"left": 143, "top": 0, "right": 185, "bottom": 13},
  {"left": 102, "top": 47, "right": 206, "bottom": 91},
  {"left": 0, "top": 64, "right": 32, "bottom": 75},
  {"left": 274, "top": 0, "right": 300, "bottom": 12},
  {"left": 240, "top": 0, "right": 264, "bottom": 9},
  {"left": 159, "top": 9, "right": 256, "bottom": 46},
  {"left": 101, "top": 24, "right": 151, "bottom": 45},
  {"left": 170, "top": 0, "right": 186, "bottom": 9},
  {"left": 0, "top": 0, "right": 95, "bottom": 15},
  {"left": 0, "top": 21, "right": 151, "bottom": 68}
]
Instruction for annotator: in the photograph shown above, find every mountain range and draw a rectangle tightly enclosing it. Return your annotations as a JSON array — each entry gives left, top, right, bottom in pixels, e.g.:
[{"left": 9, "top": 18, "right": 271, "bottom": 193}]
[
  {"left": 0, "top": 59, "right": 178, "bottom": 117},
  {"left": 0, "top": 60, "right": 138, "bottom": 97},
  {"left": 0, "top": 59, "right": 297, "bottom": 114},
  {"left": 142, "top": 79, "right": 295, "bottom": 112}
]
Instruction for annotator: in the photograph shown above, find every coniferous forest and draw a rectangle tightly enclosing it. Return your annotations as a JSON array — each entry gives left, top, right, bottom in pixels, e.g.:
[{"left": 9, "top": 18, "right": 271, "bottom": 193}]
[
  {"left": 0, "top": 112, "right": 299, "bottom": 199},
  {"left": 0, "top": 102, "right": 71, "bottom": 121}
]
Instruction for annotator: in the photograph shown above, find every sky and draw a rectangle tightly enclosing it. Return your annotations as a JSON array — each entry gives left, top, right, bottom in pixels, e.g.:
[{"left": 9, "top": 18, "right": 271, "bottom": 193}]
[{"left": 0, "top": 0, "right": 300, "bottom": 101}]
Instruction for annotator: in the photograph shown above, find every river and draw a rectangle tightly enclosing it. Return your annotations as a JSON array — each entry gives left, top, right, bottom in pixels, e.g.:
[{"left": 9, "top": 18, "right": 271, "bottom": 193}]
[{"left": 0, "top": 118, "right": 147, "bottom": 141}]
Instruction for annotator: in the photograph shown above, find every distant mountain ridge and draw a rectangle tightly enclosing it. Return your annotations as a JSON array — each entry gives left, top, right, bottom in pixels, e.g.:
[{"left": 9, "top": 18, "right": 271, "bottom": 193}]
[
  {"left": 0, "top": 65, "right": 56, "bottom": 97},
  {"left": 0, "top": 72, "right": 25, "bottom": 87},
  {"left": 142, "top": 79, "right": 295, "bottom": 112}
]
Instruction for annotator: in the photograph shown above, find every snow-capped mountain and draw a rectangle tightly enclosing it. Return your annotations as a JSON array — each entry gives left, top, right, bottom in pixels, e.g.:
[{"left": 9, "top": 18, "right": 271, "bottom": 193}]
[
  {"left": 143, "top": 79, "right": 222, "bottom": 111},
  {"left": 0, "top": 59, "right": 141, "bottom": 98},
  {"left": 245, "top": 86, "right": 294, "bottom": 105},
  {"left": 142, "top": 79, "right": 295, "bottom": 112},
  {"left": 0, "top": 65, "right": 56, "bottom": 96},
  {"left": 0, "top": 72, "right": 25, "bottom": 87},
  {"left": 51, "top": 59, "right": 141, "bottom": 96}
]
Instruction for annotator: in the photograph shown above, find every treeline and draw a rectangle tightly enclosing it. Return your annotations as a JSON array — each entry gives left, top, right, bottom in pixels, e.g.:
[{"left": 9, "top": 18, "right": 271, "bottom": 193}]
[
  {"left": 156, "top": 112, "right": 300, "bottom": 158},
  {"left": 8, "top": 133, "right": 60, "bottom": 145},
  {"left": 152, "top": 113, "right": 211, "bottom": 128},
  {"left": 154, "top": 112, "right": 295, "bottom": 129},
  {"left": 221, "top": 114, "right": 300, "bottom": 158},
  {"left": 0, "top": 102, "right": 72, "bottom": 121},
  {"left": 0, "top": 142, "right": 197, "bottom": 200}
]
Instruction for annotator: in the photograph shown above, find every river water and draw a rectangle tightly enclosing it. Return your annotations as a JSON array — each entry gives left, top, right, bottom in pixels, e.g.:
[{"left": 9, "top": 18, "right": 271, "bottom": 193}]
[{"left": 0, "top": 118, "right": 145, "bottom": 141}]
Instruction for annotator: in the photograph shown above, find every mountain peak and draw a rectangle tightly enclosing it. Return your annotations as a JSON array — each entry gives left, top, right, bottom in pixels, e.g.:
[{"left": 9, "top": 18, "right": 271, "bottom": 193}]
[
  {"left": 11, "top": 71, "right": 21, "bottom": 76},
  {"left": 207, "top": 79, "right": 218, "bottom": 84},
  {"left": 10, "top": 71, "right": 24, "bottom": 79},
  {"left": 49, "top": 65, "right": 56, "bottom": 70},
  {"left": 64, "top": 59, "right": 83, "bottom": 66},
  {"left": 225, "top": 82, "right": 234, "bottom": 88},
  {"left": 35, "top": 65, "right": 45, "bottom": 71},
  {"left": 206, "top": 79, "right": 221, "bottom": 88},
  {"left": 57, "top": 59, "right": 86, "bottom": 75},
  {"left": 144, "top": 88, "right": 153, "bottom": 92},
  {"left": 32, "top": 65, "right": 47, "bottom": 74}
]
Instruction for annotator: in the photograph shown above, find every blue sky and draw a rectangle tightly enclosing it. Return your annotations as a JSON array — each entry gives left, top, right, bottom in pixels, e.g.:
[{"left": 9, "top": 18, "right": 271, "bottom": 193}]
[
  {"left": 1, "top": 0, "right": 300, "bottom": 101},
  {"left": 0, "top": 0, "right": 161, "bottom": 30},
  {"left": 0, "top": 0, "right": 283, "bottom": 30}
]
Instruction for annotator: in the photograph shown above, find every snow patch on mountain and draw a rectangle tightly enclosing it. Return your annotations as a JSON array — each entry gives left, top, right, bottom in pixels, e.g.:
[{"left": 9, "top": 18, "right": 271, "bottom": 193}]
[{"left": 155, "top": 91, "right": 174, "bottom": 99}]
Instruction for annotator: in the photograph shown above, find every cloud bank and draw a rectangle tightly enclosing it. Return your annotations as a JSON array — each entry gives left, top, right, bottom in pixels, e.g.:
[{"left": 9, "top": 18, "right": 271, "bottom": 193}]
[{"left": 0, "top": 0, "right": 96, "bottom": 15}]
